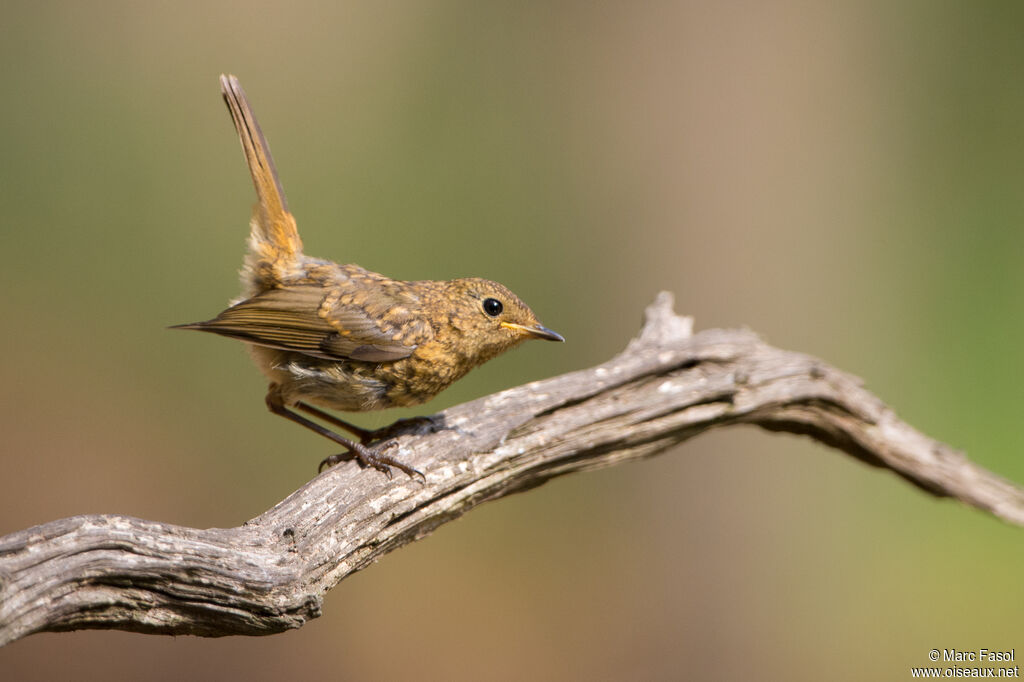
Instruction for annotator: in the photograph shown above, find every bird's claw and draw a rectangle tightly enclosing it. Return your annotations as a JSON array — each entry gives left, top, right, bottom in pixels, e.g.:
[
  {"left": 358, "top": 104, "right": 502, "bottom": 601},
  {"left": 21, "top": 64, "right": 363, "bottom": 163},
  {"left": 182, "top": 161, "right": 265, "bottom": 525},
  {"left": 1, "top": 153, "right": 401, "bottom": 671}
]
[{"left": 318, "top": 440, "right": 424, "bottom": 481}]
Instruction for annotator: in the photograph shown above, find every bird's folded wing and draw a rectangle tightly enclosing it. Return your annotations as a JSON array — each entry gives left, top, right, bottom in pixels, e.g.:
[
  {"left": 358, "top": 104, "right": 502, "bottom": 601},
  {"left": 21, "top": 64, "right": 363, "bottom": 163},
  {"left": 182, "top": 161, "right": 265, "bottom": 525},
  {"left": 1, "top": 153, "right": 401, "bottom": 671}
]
[{"left": 179, "top": 285, "right": 418, "bottom": 362}]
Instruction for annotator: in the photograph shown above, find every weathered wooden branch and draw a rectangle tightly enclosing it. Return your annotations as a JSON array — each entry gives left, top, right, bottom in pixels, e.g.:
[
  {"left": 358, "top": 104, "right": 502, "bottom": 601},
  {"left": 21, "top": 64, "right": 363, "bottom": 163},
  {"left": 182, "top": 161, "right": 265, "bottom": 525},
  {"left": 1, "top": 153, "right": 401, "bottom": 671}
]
[{"left": 1, "top": 292, "right": 1021, "bottom": 647}]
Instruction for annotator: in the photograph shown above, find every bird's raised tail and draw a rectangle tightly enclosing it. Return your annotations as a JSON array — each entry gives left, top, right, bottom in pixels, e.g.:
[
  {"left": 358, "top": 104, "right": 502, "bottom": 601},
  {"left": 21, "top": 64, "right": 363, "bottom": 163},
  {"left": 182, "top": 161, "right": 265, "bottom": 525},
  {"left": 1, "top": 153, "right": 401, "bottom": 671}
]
[{"left": 220, "top": 74, "right": 304, "bottom": 292}]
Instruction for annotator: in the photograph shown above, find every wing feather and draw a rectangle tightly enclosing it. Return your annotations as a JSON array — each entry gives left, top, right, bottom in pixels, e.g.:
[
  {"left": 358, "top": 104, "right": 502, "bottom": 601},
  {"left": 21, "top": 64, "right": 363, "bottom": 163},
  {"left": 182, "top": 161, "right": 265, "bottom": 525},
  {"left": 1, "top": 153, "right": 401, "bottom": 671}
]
[{"left": 177, "top": 284, "right": 423, "bottom": 362}]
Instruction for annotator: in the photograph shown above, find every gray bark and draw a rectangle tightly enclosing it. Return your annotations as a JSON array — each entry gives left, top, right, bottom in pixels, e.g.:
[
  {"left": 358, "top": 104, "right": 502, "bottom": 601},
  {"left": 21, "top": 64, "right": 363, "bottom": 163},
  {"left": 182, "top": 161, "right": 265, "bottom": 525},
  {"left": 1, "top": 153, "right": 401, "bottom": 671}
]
[{"left": 1, "top": 292, "right": 1020, "bottom": 647}]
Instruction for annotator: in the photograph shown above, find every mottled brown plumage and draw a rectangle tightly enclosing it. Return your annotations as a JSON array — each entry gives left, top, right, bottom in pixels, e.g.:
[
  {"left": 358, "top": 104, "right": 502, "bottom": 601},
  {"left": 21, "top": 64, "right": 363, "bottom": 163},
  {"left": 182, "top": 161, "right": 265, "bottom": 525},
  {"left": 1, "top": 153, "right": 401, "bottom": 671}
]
[{"left": 174, "top": 75, "right": 562, "bottom": 478}]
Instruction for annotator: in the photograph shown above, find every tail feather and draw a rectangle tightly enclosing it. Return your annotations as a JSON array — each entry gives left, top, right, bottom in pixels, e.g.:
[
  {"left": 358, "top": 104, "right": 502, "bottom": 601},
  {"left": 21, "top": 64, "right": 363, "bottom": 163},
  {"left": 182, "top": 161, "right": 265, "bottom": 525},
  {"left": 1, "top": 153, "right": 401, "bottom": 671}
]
[{"left": 220, "top": 74, "right": 303, "bottom": 290}]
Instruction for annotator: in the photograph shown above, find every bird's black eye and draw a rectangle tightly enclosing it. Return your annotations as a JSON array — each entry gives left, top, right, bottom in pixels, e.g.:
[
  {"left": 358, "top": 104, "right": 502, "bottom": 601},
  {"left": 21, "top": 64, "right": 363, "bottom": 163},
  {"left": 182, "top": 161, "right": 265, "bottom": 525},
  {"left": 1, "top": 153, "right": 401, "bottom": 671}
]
[{"left": 483, "top": 297, "right": 503, "bottom": 317}]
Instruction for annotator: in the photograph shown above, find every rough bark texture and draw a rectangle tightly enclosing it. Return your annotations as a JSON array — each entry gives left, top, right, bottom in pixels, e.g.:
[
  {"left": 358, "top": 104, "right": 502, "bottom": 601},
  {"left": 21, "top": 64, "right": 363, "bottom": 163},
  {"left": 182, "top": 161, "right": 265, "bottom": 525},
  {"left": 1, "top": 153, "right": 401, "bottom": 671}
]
[{"left": 1, "top": 292, "right": 1021, "bottom": 647}]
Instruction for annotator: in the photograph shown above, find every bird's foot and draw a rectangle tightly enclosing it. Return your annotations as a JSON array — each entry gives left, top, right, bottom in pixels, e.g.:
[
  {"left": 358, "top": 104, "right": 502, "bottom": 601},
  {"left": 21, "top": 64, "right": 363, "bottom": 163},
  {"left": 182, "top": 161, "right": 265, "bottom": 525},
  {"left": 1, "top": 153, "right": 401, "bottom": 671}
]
[
  {"left": 318, "top": 440, "right": 424, "bottom": 481},
  {"left": 357, "top": 415, "right": 444, "bottom": 445}
]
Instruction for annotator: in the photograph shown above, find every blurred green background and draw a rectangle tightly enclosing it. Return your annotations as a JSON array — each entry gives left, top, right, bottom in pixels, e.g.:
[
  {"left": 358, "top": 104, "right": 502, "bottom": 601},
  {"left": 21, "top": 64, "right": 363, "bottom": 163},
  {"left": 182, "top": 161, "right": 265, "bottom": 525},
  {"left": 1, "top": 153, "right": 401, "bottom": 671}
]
[{"left": 2, "top": 1, "right": 1023, "bottom": 680}]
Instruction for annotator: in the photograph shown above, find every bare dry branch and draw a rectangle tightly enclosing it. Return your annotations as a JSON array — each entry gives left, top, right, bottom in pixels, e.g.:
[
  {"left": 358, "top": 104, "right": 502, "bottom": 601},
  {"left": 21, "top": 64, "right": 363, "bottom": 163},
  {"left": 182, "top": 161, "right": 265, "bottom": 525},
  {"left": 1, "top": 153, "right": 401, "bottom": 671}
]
[{"left": 1, "top": 291, "right": 1020, "bottom": 647}]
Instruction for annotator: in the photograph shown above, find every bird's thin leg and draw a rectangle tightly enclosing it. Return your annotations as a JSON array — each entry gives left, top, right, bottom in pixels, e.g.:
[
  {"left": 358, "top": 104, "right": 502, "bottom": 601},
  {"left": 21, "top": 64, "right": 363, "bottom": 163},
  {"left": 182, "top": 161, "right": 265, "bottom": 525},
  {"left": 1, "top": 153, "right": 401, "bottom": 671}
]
[
  {"left": 265, "top": 391, "right": 423, "bottom": 479},
  {"left": 295, "top": 401, "right": 440, "bottom": 444},
  {"left": 294, "top": 401, "right": 376, "bottom": 441}
]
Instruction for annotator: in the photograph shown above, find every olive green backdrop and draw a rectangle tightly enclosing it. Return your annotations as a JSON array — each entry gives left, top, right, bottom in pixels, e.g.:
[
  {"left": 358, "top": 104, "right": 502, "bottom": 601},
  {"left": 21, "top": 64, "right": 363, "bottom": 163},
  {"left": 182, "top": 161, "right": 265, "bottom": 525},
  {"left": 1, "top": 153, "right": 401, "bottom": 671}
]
[{"left": 1, "top": 2, "right": 1022, "bottom": 680}]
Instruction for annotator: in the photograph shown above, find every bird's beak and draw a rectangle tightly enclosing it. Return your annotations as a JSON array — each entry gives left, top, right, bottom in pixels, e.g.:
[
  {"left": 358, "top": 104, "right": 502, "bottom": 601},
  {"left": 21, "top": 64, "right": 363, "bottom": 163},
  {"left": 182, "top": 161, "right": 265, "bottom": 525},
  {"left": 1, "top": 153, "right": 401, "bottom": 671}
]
[{"left": 501, "top": 321, "right": 565, "bottom": 342}]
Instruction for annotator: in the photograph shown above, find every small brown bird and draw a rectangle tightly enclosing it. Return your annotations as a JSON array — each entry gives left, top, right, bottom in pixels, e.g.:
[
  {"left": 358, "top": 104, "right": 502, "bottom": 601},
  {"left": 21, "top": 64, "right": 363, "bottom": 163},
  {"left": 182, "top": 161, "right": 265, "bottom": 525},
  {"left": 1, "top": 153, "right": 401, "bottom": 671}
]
[{"left": 175, "top": 75, "right": 563, "bottom": 478}]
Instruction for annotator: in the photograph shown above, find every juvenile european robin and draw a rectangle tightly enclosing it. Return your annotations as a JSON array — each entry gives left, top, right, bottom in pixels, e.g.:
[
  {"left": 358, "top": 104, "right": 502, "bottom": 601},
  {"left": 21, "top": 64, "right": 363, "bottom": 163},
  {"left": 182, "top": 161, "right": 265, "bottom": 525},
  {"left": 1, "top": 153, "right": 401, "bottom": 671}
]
[{"left": 174, "top": 75, "right": 563, "bottom": 479}]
